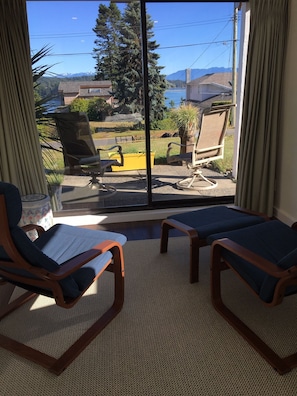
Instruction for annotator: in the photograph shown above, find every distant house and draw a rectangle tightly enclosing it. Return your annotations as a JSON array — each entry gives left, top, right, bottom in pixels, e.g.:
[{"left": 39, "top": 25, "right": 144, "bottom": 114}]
[
  {"left": 186, "top": 72, "right": 232, "bottom": 106},
  {"left": 58, "top": 80, "right": 114, "bottom": 106}
]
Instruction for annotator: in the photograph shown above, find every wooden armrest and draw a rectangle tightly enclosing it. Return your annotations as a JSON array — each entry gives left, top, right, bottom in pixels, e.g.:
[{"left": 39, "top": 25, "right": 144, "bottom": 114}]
[
  {"left": 48, "top": 240, "right": 122, "bottom": 280},
  {"left": 21, "top": 224, "right": 45, "bottom": 236},
  {"left": 212, "top": 238, "right": 297, "bottom": 278}
]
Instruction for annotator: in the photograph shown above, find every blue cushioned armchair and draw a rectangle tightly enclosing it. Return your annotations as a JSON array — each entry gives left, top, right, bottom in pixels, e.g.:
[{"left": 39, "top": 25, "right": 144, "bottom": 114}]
[
  {"left": 0, "top": 182, "right": 126, "bottom": 375},
  {"left": 209, "top": 220, "right": 297, "bottom": 374}
]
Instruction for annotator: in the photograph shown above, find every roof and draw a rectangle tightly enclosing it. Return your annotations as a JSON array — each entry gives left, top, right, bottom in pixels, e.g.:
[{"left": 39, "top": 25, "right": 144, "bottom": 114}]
[
  {"left": 188, "top": 72, "right": 232, "bottom": 88},
  {"left": 58, "top": 80, "right": 112, "bottom": 94},
  {"left": 79, "top": 88, "right": 112, "bottom": 97}
]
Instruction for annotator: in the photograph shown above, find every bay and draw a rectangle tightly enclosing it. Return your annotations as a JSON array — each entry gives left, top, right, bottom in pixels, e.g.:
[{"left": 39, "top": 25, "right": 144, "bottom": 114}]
[{"left": 165, "top": 88, "right": 186, "bottom": 108}]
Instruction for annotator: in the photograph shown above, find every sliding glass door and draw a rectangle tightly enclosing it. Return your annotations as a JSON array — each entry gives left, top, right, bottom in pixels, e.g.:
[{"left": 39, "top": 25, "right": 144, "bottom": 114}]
[{"left": 27, "top": 1, "right": 241, "bottom": 214}]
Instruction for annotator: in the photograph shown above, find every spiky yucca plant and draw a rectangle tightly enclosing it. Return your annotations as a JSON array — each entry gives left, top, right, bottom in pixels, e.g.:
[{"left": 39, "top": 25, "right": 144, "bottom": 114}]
[{"left": 170, "top": 104, "right": 199, "bottom": 154}]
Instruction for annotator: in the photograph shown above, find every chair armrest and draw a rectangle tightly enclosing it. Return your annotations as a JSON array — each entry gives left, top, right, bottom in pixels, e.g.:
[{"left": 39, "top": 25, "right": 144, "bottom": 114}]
[
  {"left": 21, "top": 224, "right": 45, "bottom": 237},
  {"left": 212, "top": 238, "right": 297, "bottom": 278},
  {"left": 99, "top": 144, "right": 122, "bottom": 152},
  {"left": 166, "top": 142, "right": 194, "bottom": 163},
  {"left": 97, "top": 146, "right": 124, "bottom": 166},
  {"left": 48, "top": 240, "right": 122, "bottom": 280},
  {"left": 167, "top": 141, "right": 187, "bottom": 149}
]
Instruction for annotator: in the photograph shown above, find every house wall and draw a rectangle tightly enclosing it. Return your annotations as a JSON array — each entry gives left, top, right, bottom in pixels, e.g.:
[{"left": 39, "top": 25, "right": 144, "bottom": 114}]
[
  {"left": 275, "top": 0, "right": 297, "bottom": 225},
  {"left": 63, "top": 94, "right": 78, "bottom": 106},
  {"left": 187, "top": 83, "right": 231, "bottom": 102}
]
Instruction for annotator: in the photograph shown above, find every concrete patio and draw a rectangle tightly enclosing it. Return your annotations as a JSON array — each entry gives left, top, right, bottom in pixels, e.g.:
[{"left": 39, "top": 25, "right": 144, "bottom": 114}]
[{"left": 59, "top": 164, "right": 236, "bottom": 212}]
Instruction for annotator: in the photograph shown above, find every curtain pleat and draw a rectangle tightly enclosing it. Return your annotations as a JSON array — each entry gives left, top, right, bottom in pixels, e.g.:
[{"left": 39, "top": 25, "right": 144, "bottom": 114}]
[
  {"left": 0, "top": 0, "right": 47, "bottom": 195},
  {"left": 235, "top": 0, "right": 289, "bottom": 216}
]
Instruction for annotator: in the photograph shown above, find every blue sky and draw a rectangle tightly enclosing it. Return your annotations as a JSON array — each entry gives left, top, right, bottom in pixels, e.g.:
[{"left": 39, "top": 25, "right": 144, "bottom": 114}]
[{"left": 27, "top": 1, "right": 238, "bottom": 77}]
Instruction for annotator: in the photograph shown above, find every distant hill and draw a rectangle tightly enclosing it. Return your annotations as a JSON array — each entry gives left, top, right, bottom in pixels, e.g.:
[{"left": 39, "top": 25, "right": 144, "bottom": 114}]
[
  {"left": 48, "top": 68, "right": 232, "bottom": 81},
  {"left": 166, "top": 67, "right": 232, "bottom": 82},
  {"left": 53, "top": 72, "right": 95, "bottom": 78}
]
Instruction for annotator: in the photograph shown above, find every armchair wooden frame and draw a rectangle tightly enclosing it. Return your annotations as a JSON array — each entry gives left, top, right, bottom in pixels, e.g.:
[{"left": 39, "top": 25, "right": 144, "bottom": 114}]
[
  {"left": 0, "top": 195, "right": 125, "bottom": 375},
  {"left": 211, "top": 231, "right": 297, "bottom": 375}
]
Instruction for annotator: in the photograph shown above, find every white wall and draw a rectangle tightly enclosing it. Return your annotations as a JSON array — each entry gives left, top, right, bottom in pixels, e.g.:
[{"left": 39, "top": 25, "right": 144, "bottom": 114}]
[{"left": 275, "top": 1, "right": 297, "bottom": 225}]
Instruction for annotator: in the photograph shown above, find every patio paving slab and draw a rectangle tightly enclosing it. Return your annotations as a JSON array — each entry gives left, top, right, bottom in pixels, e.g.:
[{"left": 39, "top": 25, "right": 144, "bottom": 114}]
[{"left": 60, "top": 165, "right": 236, "bottom": 211}]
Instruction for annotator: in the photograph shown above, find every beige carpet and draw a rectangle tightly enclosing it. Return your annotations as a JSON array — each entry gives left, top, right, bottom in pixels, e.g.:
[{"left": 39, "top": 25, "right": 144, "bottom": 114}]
[{"left": 1, "top": 237, "right": 297, "bottom": 395}]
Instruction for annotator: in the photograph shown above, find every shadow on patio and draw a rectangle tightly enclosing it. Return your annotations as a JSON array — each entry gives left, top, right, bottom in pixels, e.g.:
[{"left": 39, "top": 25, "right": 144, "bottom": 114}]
[{"left": 59, "top": 164, "right": 236, "bottom": 212}]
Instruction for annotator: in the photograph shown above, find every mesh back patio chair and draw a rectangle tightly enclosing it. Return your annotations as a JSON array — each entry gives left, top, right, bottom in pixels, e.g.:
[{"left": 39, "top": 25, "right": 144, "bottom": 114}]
[
  {"left": 51, "top": 112, "right": 123, "bottom": 194},
  {"left": 166, "top": 104, "right": 233, "bottom": 190}
]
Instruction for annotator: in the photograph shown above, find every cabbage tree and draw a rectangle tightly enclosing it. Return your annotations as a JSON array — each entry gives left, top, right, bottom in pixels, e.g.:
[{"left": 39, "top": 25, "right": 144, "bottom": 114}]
[{"left": 170, "top": 104, "right": 199, "bottom": 154}]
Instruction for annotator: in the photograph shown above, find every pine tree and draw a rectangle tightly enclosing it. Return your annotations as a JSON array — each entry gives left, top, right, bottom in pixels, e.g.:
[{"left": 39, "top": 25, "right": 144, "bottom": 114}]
[
  {"left": 116, "top": 2, "right": 166, "bottom": 121},
  {"left": 93, "top": 3, "right": 121, "bottom": 89},
  {"left": 93, "top": 2, "right": 167, "bottom": 122}
]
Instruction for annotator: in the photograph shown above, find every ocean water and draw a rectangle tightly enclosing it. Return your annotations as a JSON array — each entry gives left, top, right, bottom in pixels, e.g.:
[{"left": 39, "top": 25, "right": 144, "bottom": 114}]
[
  {"left": 47, "top": 89, "right": 186, "bottom": 112},
  {"left": 165, "top": 89, "right": 186, "bottom": 108}
]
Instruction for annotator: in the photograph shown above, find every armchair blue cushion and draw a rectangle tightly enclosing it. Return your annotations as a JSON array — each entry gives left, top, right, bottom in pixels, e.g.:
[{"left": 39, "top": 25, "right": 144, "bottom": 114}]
[
  {"left": 168, "top": 206, "right": 266, "bottom": 239},
  {"left": 208, "top": 220, "right": 297, "bottom": 303},
  {"left": 34, "top": 224, "right": 126, "bottom": 297}
]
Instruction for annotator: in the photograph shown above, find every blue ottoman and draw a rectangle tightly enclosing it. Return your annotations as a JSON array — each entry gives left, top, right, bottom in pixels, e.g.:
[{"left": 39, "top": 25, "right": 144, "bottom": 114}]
[{"left": 160, "top": 206, "right": 269, "bottom": 283}]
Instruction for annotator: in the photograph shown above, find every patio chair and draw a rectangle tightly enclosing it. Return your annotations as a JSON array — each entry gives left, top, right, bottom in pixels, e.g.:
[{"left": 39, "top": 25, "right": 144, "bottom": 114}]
[
  {"left": 209, "top": 220, "right": 297, "bottom": 374},
  {"left": 0, "top": 181, "right": 126, "bottom": 375},
  {"left": 51, "top": 112, "right": 124, "bottom": 194},
  {"left": 166, "top": 104, "right": 233, "bottom": 190},
  {"left": 160, "top": 206, "right": 270, "bottom": 283}
]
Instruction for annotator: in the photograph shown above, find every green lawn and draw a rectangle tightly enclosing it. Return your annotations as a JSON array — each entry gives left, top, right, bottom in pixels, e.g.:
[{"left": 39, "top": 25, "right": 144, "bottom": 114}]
[
  {"left": 99, "top": 134, "right": 234, "bottom": 173},
  {"left": 44, "top": 124, "right": 234, "bottom": 175}
]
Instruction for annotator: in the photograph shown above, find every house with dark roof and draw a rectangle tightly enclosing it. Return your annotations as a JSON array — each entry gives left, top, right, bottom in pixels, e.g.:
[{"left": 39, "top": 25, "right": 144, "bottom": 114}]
[{"left": 58, "top": 80, "right": 114, "bottom": 106}]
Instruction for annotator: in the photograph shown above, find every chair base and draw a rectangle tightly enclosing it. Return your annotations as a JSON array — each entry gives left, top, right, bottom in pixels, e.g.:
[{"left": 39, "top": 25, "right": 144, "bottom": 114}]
[
  {"left": 211, "top": 250, "right": 297, "bottom": 375},
  {"left": 87, "top": 174, "right": 117, "bottom": 197},
  {"left": 0, "top": 250, "right": 124, "bottom": 375},
  {"left": 0, "top": 296, "right": 123, "bottom": 375},
  {"left": 176, "top": 169, "right": 217, "bottom": 190}
]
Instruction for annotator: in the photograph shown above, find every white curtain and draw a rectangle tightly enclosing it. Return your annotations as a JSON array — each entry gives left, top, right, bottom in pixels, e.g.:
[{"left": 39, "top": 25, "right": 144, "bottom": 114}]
[{"left": 0, "top": 0, "right": 47, "bottom": 195}]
